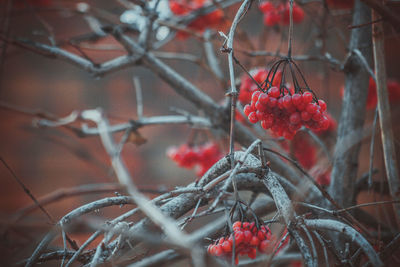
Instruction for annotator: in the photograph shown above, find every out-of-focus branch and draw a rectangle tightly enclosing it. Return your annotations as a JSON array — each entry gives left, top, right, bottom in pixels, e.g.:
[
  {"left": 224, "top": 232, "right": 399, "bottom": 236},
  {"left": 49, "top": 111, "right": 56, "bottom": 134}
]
[
  {"left": 371, "top": 8, "right": 400, "bottom": 226},
  {"left": 8, "top": 38, "right": 142, "bottom": 77},
  {"left": 81, "top": 109, "right": 195, "bottom": 249},
  {"left": 329, "top": 0, "right": 372, "bottom": 209},
  {"left": 13, "top": 183, "right": 124, "bottom": 221},
  {"left": 36, "top": 114, "right": 212, "bottom": 136},
  {"left": 203, "top": 30, "right": 225, "bottom": 85},
  {"left": 360, "top": 0, "right": 400, "bottom": 33},
  {"left": 25, "top": 196, "right": 137, "bottom": 267}
]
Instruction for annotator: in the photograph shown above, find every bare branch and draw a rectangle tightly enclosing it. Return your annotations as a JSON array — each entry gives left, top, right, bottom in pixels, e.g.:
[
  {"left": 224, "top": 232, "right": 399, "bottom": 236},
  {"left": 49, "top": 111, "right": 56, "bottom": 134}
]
[
  {"left": 371, "top": 8, "right": 400, "bottom": 226},
  {"left": 305, "top": 219, "right": 383, "bottom": 267},
  {"left": 329, "top": 0, "right": 372, "bottom": 209},
  {"left": 81, "top": 109, "right": 194, "bottom": 249}
]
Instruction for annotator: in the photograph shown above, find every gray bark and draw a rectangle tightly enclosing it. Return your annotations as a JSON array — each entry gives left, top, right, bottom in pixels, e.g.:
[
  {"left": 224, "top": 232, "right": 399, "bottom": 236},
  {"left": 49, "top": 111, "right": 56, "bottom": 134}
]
[{"left": 329, "top": 0, "right": 372, "bottom": 209}]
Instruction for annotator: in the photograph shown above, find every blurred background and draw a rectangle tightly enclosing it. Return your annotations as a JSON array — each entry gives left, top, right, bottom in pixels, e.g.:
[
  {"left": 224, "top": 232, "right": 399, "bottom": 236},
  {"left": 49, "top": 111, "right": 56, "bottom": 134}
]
[{"left": 0, "top": 0, "right": 399, "bottom": 265}]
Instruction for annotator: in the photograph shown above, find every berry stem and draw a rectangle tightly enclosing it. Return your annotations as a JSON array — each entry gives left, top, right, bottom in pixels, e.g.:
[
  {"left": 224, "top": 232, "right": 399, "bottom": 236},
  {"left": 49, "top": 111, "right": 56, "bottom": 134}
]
[{"left": 287, "top": 0, "right": 294, "bottom": 59}]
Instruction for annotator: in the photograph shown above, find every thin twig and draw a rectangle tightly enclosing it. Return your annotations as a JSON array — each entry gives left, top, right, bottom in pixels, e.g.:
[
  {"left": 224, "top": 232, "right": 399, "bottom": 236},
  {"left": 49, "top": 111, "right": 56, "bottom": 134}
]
[
  {"left": 0, "top": 157, "right": 54, "bottom": 223},
  {"left": 368, "top": 107, "right": 378, "bottom": 188},
  {"left": 225, "top": 0, "right": 252, "bottom": 163},
  {"left": 313, "top": 230, "right": 329, "bottom": 267},
  {"left": 287, "top": 0, "right": 294, "bottom": 58}
]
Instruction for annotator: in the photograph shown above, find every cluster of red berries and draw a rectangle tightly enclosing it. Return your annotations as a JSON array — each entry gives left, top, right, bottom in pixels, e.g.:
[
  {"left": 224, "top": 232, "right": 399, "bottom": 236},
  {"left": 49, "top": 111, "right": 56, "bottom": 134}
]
[
  {"left": 292, "top": 134, "right": 317, "bottom": 170},
  {"left": 279, "top": 136, "right": 331, "bottom": 186},
  {"left": 207, "top": 221, "right": 278, "bottom": 264},
  {"left": 167, "top": 142, "right": 223, "bottom": 177},
  {"left": 258, "top": 1, "right": 304, "bottom": 27},
  {"left": 238, "top": 68, "right": 282, "bottom": 105},
  {"left": 243, "top": 88, "right": 330, "bottom": 139},
  {"left": 340, "top": 77, "right": 400, "bottom": 110},
  {"left": 366, "top": 77, "right": 400, "bottom": 109},
  {"left": 169, "top": 0, "right": 204, "bottom": 15},
  {"left": 169, "top": 0, "right": 224, "bottom": 39}
]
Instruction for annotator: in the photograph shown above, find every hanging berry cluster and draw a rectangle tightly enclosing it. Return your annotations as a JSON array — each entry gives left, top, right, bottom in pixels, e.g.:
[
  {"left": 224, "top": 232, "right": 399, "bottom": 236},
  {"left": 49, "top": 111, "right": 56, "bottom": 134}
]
[
  {"left": 242, "top": 60, "right": 331, "bottom": 140},
  {"left": 341, "top": 77, "right": 400, "bottom": 110},
  {"left": 207, "top": 221, "right": 283, "bottom": 265},
  {"left": 166, "top": 142, "right": 223, "bottom": 177},
  {"left": 258, "top": 1, "right": 304, "bottom": 27},
  {"left": 169, "top": 0, "right": 224, "bottom": 39}
]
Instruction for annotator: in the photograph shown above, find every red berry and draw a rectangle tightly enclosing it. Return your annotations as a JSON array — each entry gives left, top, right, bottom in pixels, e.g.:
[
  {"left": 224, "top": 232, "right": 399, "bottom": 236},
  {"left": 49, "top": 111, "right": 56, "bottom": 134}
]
[
  {"left": 252, "top": 91, "right": 262, "bottom": 103},
  {"left": 301, "top": 111, "right": 312, "bottom": 121},
  {"left": 320, "top": 116, "right": 330, "bottom": 130},
  {"left": 243, "top": 104, "right": 253, "bottom": 116},
  {"left": 250, "top": 236, "right": 260, "bottom": 246},
  {"left": 169, "top": 1, "right": 189, "bottom": 15},
  {"left": 268, "top": 97, "right": 277, "bottom": 107},
  {"left": 289, "top": 112, "right": 301, "bottom": 125},
  {"left": 283, "top": 95, "right": 292, "bottom": 109},
  {"left": 259, "top": 1, "right": 274, "bottom": 13},
  {"left": 268, "top": 86, "right": 280, "bottom": 98},
  {"left": 302, "top": 92, "right": 313, "bottom": 104},
  {"left": 251, "top": 101, "right": 256, "bottom": 110},
  {"left": 234, "top": 231, "right": 244, "bottom": 245},
  {"left": 257, "top": 231, "right": 266, "bottom": 241},
  {"left": 312, "top": 111, "right": 322, "bottom": 121},
  {"left": 256, "top": 111, "right": 265, "bottom": 121},
  {"left": 283, "top": 130, "right": 295, "bottom": 140},
  {"left": 221, "top": 241, "right": 232, "bottom": 252},
  {"left": 258, "top": 93, "right": 269, "bottom": 105},
  {"left": 277, "top": 97, "right": 285, "bottom": 109},
  {"left": 253, "top": 70, "right": 268, "bottom": 83},
  {"left": 261, "top": 119, "right": 272, "bottom": 129},
  {"left": 293, "top": 5, "right": 305, "bottom": 23},
  {"left": 244, "top": 230, "right": 252, "bottom": 243},
  {"left": 306, "top": 103, "right": 318, "bottom": 114},
  {"left": 292, "top": 93, "right": 302, "bottom": 106},
  {"left": 263, "top": 11, "right": 280, "bottom": 26},
  {"left": 214, "top": 245, "right": 223, "bottom": 256},
  {"left": 232, "top": 221, "right": 242, "bottom": 229},
  {"left": 248, "top": 247, "right": 257, "bottom": 259},
  {"left": 248, "top": 112, "right": 258, "bottom": 123},
  {"left": 256, "top": 101, "right": 268, "bottom": 112},
  {"left": 318, "top": 99, "right": 327, "bottom": 111}
]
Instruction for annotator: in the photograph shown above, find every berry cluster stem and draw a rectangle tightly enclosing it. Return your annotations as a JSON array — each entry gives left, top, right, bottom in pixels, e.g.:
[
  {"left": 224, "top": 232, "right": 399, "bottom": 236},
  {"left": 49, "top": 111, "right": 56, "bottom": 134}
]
[{"left": 287, "top": 0, "right": 294, "bottom": 59}]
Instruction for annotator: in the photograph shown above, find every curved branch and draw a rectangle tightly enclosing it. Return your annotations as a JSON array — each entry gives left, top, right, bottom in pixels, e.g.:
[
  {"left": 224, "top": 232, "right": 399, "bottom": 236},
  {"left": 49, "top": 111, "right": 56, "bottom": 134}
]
[
  {"left": 25, "top": 196, "right": 135, "bottom": 267},
  {"left": 262, "top": 172, "right": 314, "bottom": 267},
  {"left": 304, "top": 219, "right": 383, "bottom": 267}
]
